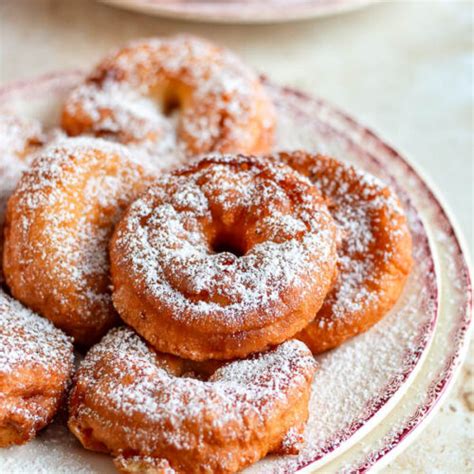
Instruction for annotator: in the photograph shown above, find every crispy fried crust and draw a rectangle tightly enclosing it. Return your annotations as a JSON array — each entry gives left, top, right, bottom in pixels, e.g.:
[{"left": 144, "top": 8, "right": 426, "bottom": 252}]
[
  {"left": 110, "top": 154, "right": 337, "bottom": 360},
  {"left": 0, "top": 291, "right": 74, "bottom": 447},
  {"left": 68, "top": 327, "right": 316, "bottom": 473},
  {"left": 0, "top": 114, "right": 45, "bottom": 284},
  {"left": 62, "top": 35, "right": 275, "bottom": 157},
  {"left": 3, "top": 138, "right": 155, "bottom": 345},
  {"left": 278, "top": 152, "right": 413, "bottom": 354}
]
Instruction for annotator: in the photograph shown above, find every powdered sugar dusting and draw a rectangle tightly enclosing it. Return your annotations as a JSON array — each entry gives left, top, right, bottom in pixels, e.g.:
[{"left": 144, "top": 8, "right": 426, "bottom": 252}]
[
  {"left": 6, "top": 137, "right": 155, "bottom": 341},
  {"left": 0, "top": 114, "right": 43, "bottom": 170},
  {"left": 0, "top": 75, "right": 441, "bottom": 474},
  {"left": 114, "top": 454, "right": 175, "bottom": 474},
  {"left": 65, "top": 80, "right": 182, "bottom": 171},
  {"left": 281, "top": 152, "right": 410, "bottom": 326},
  {"left": 112, "top": 155, "right": 337, "bottom": 329},
  {"left": 0, "top": 115, "right": 46, "bottom": 280},
  {"left": 62, "top": 35, "right": 274, "bottom": 168},
  {"left": 322, "top": 167, "right": 406, "bottom": 321},
  {"left": 70, "top": 326, "right": 316, "bottom": 468},
  {"left": 239, "top": 86, "right": 436, "bottom": 473},
  {"left": 0, "top": 290, "right": 73, "bottom": 376},
  {"left": 0, "top": 290, "right": 74, "bottom": 436}
]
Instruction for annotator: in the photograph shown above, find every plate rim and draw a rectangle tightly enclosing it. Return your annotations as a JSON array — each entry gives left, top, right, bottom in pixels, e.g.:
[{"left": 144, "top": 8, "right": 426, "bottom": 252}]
[{"left": 99, "top": 0, "right": 374, "bottom": 24}]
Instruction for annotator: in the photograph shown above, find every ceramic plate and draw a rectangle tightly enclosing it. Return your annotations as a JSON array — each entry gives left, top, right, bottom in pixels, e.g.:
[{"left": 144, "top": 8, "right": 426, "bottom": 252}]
[
  {"left": 0, "top": 71, "right": 470, "bottom": 473},
  {"left": 100, "top": 0, "right": 373, "bottom": 24}
]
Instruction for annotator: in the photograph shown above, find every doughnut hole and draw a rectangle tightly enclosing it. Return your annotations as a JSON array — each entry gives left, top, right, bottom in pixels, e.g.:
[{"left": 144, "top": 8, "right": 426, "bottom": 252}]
[{"left": 210, "top": 229, "right": 247, "bottom": 258}]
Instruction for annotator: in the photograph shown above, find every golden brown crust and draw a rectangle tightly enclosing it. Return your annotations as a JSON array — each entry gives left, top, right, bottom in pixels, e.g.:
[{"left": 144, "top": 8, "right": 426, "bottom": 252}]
[
  {"left": 110, "top": 154, "right": 337, "bottom": 360},
  {"left": 68, "top": 327, "right": 316, "bottom": 473},
  {"left": 278, "top": 152, "right": 413, "bottom": 354},
  {"left": 0, "top": 114, "right": 46, "bottom": 284},
  {"left": 114, "top": 455, "right": 176, "bottom": 474},
  {"left": 0, "top": 290, "right": 74, "bottom": 447},
  {"left": 3, "top": 138, "right": 155, "bottom": 346},
  {"left": 62, "top": 35, "right": 275, "bottom": 160}
]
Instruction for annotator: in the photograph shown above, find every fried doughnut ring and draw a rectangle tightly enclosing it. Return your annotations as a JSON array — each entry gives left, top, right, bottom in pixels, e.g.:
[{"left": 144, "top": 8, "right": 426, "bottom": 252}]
[
  {"left": 0, "top": 114, "right": 45, "bottom": 283},
  {"left": 3, "top": 138, "right": 154, "bottom": 346},
  {"left": 110, "top": 154, "right": 337, "bottom": 360},
  {"left": 68, "top": 326, "right": 316, "bottom": 474},
  {"left": 0, "top": 290, "right": 73, "bottom": 447},
  {"left": 62, "top": 35, "right": 275, "bottom": 162},
  {"left": 279, "top": 152, "right": 413, "bottom": 354}
]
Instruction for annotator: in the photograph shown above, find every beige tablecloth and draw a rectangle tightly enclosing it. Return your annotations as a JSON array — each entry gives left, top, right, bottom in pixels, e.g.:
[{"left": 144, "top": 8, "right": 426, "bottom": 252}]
[{"left": 0, "top": 0, "right": 472, "bottom": 471}]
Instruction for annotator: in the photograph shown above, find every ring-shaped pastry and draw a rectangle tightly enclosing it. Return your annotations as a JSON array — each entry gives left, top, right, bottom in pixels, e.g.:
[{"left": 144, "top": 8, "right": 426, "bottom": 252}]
[
  {"left": 0, "top": 290, "right": 73, "bottom": 447},
  {"left": 68, "top": 326, "right": 316, "bottom": 473},
  {"left": 62, "top": 35, "right": 275, "bottom": 166},
  {"left": 110, "top": 154, "right": 338, "bottom": 360},
  {"left": 279, "top": 151, "right": 413, "bottom": 354},
  {"left": 3, "top": 138, "right": 155, "bottom": 345}
]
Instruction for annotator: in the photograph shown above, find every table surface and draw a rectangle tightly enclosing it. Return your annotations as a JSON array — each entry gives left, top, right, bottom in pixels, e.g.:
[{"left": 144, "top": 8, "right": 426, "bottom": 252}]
[{"left": 0, "top": 0, "right": 472, "bottom": 472}]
